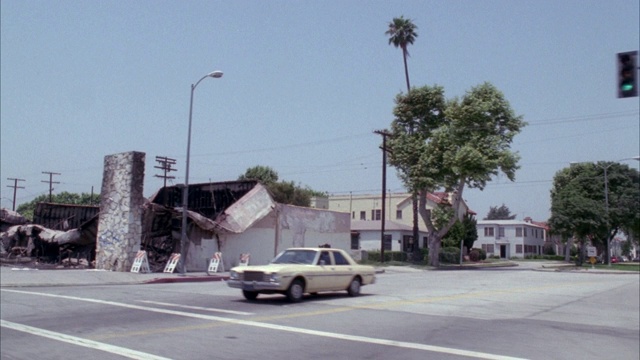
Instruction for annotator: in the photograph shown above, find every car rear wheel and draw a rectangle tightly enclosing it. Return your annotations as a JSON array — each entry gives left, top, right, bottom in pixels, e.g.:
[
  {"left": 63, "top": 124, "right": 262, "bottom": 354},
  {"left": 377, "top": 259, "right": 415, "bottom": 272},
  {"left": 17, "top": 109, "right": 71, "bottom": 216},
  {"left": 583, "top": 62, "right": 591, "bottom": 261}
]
[
  {"left": 347, "top": 277, "right": 361, "bottom": 297},
  {"left": 243, "top": 290, "right": 259, "bottom": 301},
  {"left": 286, "top": 279, "right": 305, "bottom": 302}
]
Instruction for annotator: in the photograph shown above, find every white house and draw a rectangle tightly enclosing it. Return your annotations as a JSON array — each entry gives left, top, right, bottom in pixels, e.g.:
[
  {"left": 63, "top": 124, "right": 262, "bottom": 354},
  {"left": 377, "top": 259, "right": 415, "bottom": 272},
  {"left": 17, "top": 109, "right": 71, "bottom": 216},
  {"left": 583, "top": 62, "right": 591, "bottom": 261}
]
[
  {"left": 475, "top": 219, "right": 547, "bottom": 259},
  {"left": 350, "top": 220, "right": 428, "bottom": 252}
]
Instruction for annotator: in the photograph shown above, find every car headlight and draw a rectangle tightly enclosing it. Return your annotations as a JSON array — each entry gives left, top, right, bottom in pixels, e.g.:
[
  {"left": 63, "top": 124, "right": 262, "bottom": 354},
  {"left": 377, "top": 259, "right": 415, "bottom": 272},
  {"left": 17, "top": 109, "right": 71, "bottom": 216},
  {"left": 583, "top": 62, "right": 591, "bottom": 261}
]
[
  {"left": 268, "top": 273, "right": 280, "bottom": 282},
  {"left": 229, "top": 270, "right": 239, "bottom": 280}
]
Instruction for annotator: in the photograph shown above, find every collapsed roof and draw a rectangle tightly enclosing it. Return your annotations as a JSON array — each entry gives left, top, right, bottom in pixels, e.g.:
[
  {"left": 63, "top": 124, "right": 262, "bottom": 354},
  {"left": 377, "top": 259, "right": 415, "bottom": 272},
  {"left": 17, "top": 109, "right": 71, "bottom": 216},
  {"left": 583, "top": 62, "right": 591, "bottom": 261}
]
[{"left": 148, "top": 180, "right": 276, "bottom": 233}]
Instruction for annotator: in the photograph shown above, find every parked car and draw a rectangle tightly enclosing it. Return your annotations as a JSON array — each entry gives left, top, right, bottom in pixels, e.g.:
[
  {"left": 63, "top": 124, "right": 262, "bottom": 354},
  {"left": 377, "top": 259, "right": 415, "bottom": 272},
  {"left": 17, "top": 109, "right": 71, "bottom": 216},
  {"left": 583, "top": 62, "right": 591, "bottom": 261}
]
[
  {"left": 227, "top": 247, "right": 376, "bottom": 302},
  {"left": 611, "top": 256, "right": 619, "bottom": 263}
]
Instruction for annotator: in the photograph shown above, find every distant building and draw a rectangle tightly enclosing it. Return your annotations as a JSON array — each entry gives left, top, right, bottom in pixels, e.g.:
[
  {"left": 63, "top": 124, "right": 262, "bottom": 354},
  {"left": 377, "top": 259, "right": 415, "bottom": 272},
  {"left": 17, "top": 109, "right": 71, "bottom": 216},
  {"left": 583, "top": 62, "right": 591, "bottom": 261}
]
[
  {"left": 475, "top": 218, "right": 548, "bottom": 259},
  {"left": 312, "top": 191, "right": 473, "bottom": 252},
  {"left": 350, "top": 220, "right": 428, "bottom": 252}
]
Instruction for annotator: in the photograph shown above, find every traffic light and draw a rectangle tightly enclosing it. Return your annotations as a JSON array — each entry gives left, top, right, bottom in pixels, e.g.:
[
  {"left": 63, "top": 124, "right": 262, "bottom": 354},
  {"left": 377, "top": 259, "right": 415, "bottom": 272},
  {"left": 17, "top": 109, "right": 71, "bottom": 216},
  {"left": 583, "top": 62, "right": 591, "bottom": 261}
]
[{"left": 617, "top": 51, "right": 638, "bottom": 98}]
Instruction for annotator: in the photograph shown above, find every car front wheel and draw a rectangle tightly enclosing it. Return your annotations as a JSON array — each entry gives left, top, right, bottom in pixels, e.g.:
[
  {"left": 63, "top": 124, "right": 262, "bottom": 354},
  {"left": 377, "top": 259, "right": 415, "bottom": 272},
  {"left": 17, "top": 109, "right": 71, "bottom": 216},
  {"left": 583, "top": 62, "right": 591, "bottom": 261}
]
[
  {"left": 243, "top": 290, "right": 259, "bottom": 301},
  {"left": 286, "top": 279, "right": 305, "bottom": 302},
  {"left": 347, "top": 277, "right": 361, "bottom": 297}
]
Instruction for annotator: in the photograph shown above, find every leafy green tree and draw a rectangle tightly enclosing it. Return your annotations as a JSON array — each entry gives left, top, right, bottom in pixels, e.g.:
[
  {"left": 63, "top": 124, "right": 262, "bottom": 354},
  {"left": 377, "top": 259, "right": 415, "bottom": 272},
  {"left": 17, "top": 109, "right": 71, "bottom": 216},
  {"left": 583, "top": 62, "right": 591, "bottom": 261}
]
[
  {"left": 388, "top": 83, "right": 525, "bottom": 266},
  {"left": 238, "top": 166, "right": 326, "bottom": 207},
  {"left": 442, "top": 213, "right": 478, "bottom": 254},
  {"left": 268, "top": 181, "right": 311, "bottom": 207},
  {"left": 549, "top": 162, "right": 639, "bottom": 264},
  {"left": 238, "top": 165, "right": 279, "bottom": 185},
  {"left": 15, "top": 191, "right": 100, "bottom": 221},
  {"left": 484, "top": 204, "right": 517, "bottom": 220}
]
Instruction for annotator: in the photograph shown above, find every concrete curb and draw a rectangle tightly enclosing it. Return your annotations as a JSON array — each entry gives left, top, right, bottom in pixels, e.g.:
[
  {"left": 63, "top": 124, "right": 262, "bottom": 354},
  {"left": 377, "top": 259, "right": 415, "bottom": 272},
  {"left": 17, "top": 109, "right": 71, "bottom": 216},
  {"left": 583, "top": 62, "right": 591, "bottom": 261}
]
[{"left": 144, "top": 275, "right": 229, "bottom": 284}]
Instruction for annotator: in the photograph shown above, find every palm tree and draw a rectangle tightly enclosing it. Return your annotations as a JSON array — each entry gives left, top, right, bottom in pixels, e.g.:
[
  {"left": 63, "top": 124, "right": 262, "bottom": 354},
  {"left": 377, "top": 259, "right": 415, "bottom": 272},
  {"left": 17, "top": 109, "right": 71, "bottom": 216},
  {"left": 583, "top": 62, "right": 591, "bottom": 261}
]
[
  {"left": 386, "top": 16, "right": 421, "bottom": 260},
  {"left": 386, "top": 16, "right": 418, "bottom": 92}
]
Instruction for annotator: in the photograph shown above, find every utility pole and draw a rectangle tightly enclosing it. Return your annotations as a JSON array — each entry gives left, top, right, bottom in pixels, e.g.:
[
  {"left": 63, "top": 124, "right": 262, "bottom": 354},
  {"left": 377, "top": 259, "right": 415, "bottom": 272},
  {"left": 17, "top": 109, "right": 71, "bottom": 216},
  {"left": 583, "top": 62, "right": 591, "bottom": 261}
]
[
  {"left": 154, "top": 156, "right": 177, "bottom": 188},
  {"left": 154, "top": 156, "right": 177, "bottom": 206},
  {"left": 374, "top": 129, "right": 391, "bottom": 263},
  {"left": 6, "top": 178, "right": 25, "bottom": 211},
  {"left": 41, "top": 171, "right": 61, "bottom": 202}
]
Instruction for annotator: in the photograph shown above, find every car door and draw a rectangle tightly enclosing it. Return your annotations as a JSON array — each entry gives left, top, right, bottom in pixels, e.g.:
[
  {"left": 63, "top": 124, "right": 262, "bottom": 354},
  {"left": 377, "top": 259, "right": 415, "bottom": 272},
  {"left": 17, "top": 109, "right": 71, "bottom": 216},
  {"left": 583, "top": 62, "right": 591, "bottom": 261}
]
[
  {"left": 329, "top": 251, "right": 355, "bottom": 290},
  {"left": 311, "top": 250, "right": 334, "bottom": 291}
]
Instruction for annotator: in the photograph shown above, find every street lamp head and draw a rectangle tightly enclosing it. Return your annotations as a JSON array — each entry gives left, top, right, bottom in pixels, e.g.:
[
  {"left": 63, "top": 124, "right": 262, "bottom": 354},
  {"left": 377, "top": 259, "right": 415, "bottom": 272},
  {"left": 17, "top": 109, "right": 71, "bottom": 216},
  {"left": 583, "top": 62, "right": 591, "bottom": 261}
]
[
  {"left": 208, "top": 71, "right": 224, "bottom": 78},
  {"left": 633, "top": 156, "right": 640, "bottom": 161}
]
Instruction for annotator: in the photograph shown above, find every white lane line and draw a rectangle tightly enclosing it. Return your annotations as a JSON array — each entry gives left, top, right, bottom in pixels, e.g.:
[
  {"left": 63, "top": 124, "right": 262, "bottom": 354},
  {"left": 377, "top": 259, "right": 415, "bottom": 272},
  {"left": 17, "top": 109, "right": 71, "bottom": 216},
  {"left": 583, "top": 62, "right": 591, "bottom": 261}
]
[
  {"left": 1, "top": 289, "right": 527, "bottom": 360},
  {"left": 136, "top": 300, "right": 254, "bottom": 315},
  {"left": 0, "top": 319, "right": 172, "bottom": 360}
]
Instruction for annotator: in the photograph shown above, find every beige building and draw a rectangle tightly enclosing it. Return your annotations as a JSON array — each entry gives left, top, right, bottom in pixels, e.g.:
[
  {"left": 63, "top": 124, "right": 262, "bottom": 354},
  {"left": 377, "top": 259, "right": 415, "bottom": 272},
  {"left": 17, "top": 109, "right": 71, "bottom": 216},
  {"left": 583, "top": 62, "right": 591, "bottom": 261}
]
[
  {"left": 325, "top": 192, "right": 471, "bottom": 229},
  {"left": 312, "top": 191, "right": 473, "bottom": 252}
]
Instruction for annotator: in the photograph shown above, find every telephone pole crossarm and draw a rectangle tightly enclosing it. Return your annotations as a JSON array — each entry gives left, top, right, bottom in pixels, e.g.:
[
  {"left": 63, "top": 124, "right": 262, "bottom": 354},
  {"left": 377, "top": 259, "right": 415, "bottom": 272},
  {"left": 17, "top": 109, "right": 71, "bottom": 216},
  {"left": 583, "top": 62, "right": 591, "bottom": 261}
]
[{"left": 6, "top": 177, "right": 26, "bottom": 211}]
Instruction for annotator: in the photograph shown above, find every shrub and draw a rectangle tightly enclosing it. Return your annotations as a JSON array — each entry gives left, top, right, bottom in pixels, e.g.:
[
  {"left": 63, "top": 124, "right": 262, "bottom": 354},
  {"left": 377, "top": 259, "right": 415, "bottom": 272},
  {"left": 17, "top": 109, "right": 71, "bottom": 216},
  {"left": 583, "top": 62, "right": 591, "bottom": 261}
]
[
  {"left": 439, "top": 247, "right": 461, "bottom": 264},
  {"left": 471, "top": 248, "right": 487, "bottom": 260},
  {"left": 366, "top": 250, "right": 408, "bottom": 263},
  {"left": 543, "top": 243, "right": 556, "bottom": 256}
]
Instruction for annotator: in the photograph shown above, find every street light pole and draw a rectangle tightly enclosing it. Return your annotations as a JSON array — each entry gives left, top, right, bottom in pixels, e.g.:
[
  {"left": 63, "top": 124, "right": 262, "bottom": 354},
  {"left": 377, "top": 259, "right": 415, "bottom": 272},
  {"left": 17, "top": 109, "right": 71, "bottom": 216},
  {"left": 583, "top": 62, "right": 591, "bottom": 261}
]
[
  {"left": 180, "top": 70, "right": 223, "bottom": 275},
  {"left": 595, "top": 156, "right": 639, "bottom": 267},
  {"left": 602, "top": 163, "right": 611, "bottom": 267}
]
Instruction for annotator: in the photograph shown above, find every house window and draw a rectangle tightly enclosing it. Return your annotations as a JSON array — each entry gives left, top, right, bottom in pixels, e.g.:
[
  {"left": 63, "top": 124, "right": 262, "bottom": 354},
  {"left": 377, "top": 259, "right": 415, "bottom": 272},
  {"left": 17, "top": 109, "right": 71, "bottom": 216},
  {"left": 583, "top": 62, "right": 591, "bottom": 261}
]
[
  {"left": 484, "top": 227, "right": 494, "bottom": 237},
  {"left": 516, "top": 244, "right": 523, "bottom": 253},
  {"left": 498, "top": 227, "right": 505, "bottom": 238},
  {"left": 516, "top": 227, "right": 523, "bottom": 237},
  {"left": 360, "top": 211, "right": 366, "bottom": 220},
  {"left": 524, "top": 228, "right": 528, "bottom": 237},
  {"left": 482, "top": 244, "right": 495, "bottom": 254},
  {"left": 383, "top": 234, "right": 392, "bottom": 251},
  {"left": 352, "top": 211, "right": 355, "bottom": 219},
  {"left": 371, "top": 209, "right": 381, "bottom": 221},
  {"left": 350, "top": 233, "right": 359, "bottom": 250},
  {"left": 396, "top": 210, "right": 402, "bottom": 219}
]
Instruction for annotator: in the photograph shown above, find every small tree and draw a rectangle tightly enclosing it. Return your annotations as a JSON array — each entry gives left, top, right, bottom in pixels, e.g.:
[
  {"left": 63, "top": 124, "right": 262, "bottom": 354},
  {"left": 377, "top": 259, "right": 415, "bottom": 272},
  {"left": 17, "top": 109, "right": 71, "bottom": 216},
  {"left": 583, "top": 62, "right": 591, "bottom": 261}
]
[
  {"left": 442, "top": 213, "right": 478, "bottom": 254},
  {"left": 238, "top": 166, "right": 326, "bottom": 207},
  {"left": 484, "top": 204, "right": 517, "bottom": 220},
  {"left": 238, "top": 165, "right": 279, "bottom": 185}
]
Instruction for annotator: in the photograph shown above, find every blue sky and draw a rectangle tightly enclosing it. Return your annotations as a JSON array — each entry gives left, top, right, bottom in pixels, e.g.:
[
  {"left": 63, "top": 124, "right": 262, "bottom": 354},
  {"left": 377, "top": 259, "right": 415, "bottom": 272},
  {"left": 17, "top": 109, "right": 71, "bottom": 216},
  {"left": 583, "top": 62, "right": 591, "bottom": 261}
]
[{"left": 1, "top": 0, "right": 639, "bottom": 222}]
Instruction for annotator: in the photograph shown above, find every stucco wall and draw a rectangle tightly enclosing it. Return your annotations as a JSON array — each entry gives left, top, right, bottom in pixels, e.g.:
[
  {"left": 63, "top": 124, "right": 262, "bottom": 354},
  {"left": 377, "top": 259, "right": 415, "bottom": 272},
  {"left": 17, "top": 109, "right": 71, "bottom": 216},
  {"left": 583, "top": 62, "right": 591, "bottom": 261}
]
[
  {"left": 95, "top": 151, "right": 145, "bottom": 271},
  {"left": 276, "top": 204, "right": 351, "bottom": 253},
  {"left": 185, "top": 204, "right": 352, "bottom": 270}
]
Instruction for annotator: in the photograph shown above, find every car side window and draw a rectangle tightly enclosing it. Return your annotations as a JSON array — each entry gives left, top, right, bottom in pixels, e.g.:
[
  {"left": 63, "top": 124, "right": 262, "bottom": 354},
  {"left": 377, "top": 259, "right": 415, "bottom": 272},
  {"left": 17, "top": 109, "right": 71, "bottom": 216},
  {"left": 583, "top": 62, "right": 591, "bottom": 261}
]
[
  {"left": 318, "top": 251, "right": 332, "bottom": 265},
  {"left": 333, "top": 252, "right": 350, "bottom": 265}
]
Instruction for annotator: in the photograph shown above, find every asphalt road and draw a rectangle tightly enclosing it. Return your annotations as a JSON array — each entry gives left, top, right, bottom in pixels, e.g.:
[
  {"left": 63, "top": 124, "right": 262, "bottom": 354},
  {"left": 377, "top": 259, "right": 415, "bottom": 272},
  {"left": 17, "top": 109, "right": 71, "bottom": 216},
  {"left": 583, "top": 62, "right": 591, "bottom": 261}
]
[{"left": 1, "top": 267, "right": 638, "bottom": 360}]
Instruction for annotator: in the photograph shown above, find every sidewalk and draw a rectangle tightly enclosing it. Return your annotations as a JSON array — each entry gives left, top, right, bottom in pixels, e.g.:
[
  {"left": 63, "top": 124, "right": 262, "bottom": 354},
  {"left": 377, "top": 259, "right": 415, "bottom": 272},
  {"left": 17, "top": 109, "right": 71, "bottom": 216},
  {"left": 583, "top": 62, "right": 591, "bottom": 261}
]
[
  {"left": 0, "top": 266, "right": 229, "bottom": 288},
  {"left": 1, "top": 262, "right": 635, "bottom": 288}
]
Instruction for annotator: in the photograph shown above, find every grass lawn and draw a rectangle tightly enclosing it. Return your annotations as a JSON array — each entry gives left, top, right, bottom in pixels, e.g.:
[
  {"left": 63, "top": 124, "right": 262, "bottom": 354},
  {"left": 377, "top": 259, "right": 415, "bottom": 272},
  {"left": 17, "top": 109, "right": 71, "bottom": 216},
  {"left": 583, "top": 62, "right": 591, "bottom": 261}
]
[{"left": 581, "top": 262, "right": 640, "bottom": 272}]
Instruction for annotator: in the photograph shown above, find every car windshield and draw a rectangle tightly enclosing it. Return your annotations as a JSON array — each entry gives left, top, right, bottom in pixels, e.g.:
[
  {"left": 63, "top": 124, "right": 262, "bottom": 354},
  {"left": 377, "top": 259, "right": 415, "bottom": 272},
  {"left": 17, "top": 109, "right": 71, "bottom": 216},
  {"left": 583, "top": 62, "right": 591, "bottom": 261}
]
[{"left": 272, "top": 250, "right": 317, "bottom": 265}]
